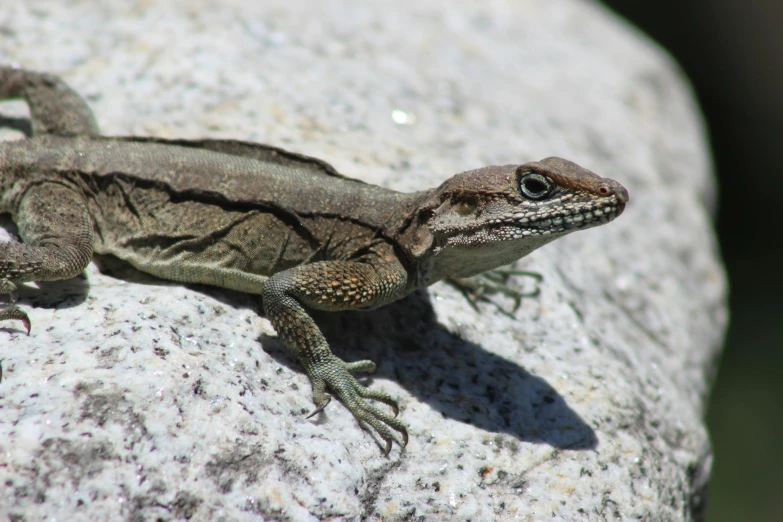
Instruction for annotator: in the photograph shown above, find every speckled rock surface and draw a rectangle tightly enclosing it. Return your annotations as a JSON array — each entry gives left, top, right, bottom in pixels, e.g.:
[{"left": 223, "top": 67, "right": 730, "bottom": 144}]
[{"left": 0, "top": 1, "right": 726, "bottom": 520}]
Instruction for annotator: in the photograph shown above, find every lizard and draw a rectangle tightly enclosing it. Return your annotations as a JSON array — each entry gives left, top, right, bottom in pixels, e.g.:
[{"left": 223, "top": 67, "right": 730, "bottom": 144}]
[{"left": 0, "top": 67, "right": 628, "bottom": 454}]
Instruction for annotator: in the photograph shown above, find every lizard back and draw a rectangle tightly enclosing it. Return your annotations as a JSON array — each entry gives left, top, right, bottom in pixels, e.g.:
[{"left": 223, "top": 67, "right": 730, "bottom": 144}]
[{"left": 1, "top": 135, "right": 421, "bottom": 291}]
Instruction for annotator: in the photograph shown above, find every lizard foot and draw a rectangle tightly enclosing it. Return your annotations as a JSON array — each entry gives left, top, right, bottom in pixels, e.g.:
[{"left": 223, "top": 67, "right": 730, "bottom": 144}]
[
  {"left": 0, "top": 305, "right": 31, "bottom": 334},
  {"left": 448, "top": 268, "right": 543, "bottom": 317},
  {"left": 307, "top": 354, "right": 408, "bottom": 455}
]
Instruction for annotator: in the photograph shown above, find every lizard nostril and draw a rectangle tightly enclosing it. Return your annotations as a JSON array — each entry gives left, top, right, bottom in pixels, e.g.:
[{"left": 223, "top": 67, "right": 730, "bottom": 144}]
[{"left": 599, "top": 183, "right": 629, "bottom": 203}]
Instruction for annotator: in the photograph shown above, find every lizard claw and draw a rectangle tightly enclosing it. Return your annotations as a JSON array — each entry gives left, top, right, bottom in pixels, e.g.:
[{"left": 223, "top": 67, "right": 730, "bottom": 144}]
[
  {"left": 307, "top": 355, "right": 408, "bottom": 454},
  {"left": 305, "top": 395, "right": 331, "bottom": 419}
]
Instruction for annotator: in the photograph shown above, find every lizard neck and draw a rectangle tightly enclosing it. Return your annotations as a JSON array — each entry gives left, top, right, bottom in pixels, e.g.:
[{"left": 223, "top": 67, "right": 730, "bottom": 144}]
[
  {"left": 391, "top": 188, "right": 565, "bottom": 287},
  {"left": 425, "top": 232, "right": 562, "bottom": 283}
]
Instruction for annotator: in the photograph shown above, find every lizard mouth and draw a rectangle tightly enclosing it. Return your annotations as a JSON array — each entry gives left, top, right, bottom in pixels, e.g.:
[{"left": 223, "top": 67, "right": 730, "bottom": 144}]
[
  {"left": 436, "top": 195, "right": 625, "bottom": 247},
  {"left": 496, "top": 198, "right": 624, "bottom": 238}
]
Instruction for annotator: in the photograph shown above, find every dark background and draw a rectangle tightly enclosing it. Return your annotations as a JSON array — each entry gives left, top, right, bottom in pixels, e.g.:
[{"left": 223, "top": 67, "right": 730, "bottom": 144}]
[{"left": 599, "top": 2, "right": 782, "bottom": 521}]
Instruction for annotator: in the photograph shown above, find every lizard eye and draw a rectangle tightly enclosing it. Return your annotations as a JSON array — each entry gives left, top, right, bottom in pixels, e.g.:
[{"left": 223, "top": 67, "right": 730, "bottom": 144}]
[{"left": 519, "top": 172, "right": 553, "bottom": 200}]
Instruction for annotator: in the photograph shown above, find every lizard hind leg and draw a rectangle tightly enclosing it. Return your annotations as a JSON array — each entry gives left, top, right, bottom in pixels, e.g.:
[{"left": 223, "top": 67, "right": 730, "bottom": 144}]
[
  {"left": 0, "top": 66, "right": 99, "bottom": 137},
  {"left": 1, "top": 182, "right": 94, "bottom": 333}
]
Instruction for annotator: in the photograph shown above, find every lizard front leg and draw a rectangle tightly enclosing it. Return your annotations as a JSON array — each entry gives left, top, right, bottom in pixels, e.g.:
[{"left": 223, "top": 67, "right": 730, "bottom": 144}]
[
  {"left": 0, "top": 182, "right": 94, "bottom": 332},
  {"left": 262, "top": 256, "right": 410, "bottom": 454}
]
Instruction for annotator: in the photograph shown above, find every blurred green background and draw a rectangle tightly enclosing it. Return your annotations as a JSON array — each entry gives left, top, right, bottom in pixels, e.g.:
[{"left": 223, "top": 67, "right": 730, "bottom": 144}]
[{"left": 599, "top": 2, "right": 783, "bottom": 521}]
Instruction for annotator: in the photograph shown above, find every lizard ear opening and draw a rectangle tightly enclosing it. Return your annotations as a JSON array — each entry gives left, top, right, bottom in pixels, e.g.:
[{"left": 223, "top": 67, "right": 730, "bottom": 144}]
[
  {"left": 451, "top": 194, "right": 478, "bottom": 216},
  {"left": 408, "top": 208, "right": 435, "bottom": 258}
]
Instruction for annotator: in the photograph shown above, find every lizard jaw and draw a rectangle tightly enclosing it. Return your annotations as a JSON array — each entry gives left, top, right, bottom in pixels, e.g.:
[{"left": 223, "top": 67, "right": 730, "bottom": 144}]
[
  {"left": 504, "top": 198, "right": 625, "bottom": 237},
  {"left": 439, "top": 194, "right": 625, "bottom": 247}
]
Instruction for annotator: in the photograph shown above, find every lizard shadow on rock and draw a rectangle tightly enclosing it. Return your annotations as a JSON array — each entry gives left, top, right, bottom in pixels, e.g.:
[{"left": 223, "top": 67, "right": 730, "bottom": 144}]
[
  {"left": 0, "top": 115, "right": 32, "bottom": 136},
  {"left": 263, "top": 289, "right": 598, "bottom": 451}
]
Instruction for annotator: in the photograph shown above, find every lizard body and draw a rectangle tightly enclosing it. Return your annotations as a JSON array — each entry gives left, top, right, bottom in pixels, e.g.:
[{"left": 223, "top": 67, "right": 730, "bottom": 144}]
[{"left": 0, "top": 67, "right": 628, "bottom": 453}]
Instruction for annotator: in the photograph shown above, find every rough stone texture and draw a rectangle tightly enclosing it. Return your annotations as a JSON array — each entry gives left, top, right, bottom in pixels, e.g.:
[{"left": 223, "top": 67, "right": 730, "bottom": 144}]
[{"left": 0, "top": 1, "right": 726, "bottom": 521}]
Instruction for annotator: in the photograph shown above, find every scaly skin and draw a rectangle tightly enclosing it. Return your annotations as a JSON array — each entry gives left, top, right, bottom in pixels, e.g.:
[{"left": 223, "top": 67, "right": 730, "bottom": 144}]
[{"left": 0, "top": 67, "right": 628, "bottom": 454}]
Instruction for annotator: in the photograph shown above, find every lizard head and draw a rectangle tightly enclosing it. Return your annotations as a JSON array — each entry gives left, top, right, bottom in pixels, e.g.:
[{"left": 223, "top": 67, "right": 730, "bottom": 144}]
[{"left": 410, "top": 157, "right": 629, "bottom": 281}]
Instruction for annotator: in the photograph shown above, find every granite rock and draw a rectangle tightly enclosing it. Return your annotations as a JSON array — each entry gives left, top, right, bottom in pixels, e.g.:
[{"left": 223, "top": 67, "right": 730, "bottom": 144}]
[{"left": 0, "top": 0, "right": 726, "bottom": 520}]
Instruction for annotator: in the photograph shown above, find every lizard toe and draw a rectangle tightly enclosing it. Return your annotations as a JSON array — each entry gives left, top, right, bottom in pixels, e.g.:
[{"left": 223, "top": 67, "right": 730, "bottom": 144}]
[
  {"left": 343, "top": 359, "right": 377, "bottom": 373},
  {"left": 0, "top": 304, "right": 31, "bottom": 334},
  {"left": 353, "top": 399, "right": 408, "bottom": 454},
  {"left": 306, "top": 377, "right": 332, "bottom": 418},
  {"left": 355, "top": 385, "right": 400, "bottom": 416}
]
